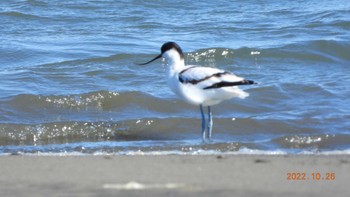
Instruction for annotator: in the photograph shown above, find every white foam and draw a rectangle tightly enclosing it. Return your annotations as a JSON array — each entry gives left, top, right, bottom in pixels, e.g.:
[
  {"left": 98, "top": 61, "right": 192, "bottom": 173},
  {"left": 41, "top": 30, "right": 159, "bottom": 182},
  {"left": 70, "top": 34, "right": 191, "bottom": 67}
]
[
  {"left": 1, "top": 148, "right": 350, "bottom": 156},
  {"left": 103, "top": 181, "right": 186, "bottom": 190}
]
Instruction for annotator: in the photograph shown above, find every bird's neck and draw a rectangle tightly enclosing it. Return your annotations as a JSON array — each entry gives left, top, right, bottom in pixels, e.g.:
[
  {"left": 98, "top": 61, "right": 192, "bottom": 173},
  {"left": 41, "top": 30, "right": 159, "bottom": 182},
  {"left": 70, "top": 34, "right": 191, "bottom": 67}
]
[
  {"left": 163, "top": 49, "right": 185, "bottom": 76},
  {"left": 165, "top": 57, "right": 185, "bottom": 94},
  {"left": 166, "top": 58, "right": 185, "bottom": 76}
]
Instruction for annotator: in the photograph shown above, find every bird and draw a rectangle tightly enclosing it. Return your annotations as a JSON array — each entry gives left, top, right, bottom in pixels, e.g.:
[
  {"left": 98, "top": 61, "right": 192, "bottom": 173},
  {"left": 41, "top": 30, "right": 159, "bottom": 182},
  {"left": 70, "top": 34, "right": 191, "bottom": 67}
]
[{"left": 138, "top": 42, "right": 256, "bottom": 142}]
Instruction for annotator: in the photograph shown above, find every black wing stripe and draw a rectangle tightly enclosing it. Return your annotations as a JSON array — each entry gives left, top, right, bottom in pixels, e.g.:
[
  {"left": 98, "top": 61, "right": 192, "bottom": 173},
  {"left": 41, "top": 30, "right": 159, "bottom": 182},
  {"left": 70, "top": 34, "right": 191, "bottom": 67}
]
[
  {"left": 179, "top": 71, "right": 230, "bottom": 85},
  {"left": 203, "top": 80, "right": 256, "bottom": 89},
  {"left": 179, "top": 66, "right": 197, "bottom": 75}
]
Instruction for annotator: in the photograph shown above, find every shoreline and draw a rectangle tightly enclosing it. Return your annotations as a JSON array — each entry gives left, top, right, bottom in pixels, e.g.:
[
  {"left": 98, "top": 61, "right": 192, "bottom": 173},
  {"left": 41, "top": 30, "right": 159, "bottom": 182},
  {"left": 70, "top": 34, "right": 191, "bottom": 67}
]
[{"left": 1, "top": 155, "right": 349, "bottom": 197}]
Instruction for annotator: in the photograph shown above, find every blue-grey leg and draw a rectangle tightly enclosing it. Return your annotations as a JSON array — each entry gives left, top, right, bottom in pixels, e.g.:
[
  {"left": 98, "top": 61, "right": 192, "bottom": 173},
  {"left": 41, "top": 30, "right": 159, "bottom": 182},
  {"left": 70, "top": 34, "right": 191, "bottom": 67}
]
[
  {"left": 207, "top": 106, "right": 213, "bottom": 140},
  {"left": 199, "top": 104, "right": 206, "bottom": 142}
]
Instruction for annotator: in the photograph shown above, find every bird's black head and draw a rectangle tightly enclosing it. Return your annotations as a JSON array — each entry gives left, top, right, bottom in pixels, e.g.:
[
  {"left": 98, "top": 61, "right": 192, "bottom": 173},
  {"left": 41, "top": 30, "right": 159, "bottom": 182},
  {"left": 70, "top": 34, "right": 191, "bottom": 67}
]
[
  {"left": 138, "top": 42, "right": 184, "bottom": 65},
  {"left": 161, "top": 42, "right": 184, "bottom": 59}
]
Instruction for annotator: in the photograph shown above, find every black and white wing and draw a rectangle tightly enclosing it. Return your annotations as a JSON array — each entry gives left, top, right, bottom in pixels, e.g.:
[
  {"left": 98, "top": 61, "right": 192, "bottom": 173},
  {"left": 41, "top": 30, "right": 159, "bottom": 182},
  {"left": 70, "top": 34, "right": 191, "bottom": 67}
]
[{"left": 178, "top": 66, "right": 255, "bottom": 90}]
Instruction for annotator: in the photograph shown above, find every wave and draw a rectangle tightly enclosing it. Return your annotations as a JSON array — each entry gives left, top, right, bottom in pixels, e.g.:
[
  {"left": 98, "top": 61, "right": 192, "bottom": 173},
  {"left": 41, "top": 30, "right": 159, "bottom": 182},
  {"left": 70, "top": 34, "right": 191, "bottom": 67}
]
[
  {"left": 273, "top": 134, "right": 350, "bottom": 150},
  {"left": 20, "top": 39, "right": 347, "bottom": 69},
  {"left": 0, "top": 91, "right": 183, "bottom": 124},
  {"left": 1, "top": 118, "right": 349, "bottom": 154},
  {"left": 184, "top": 40, "right": 350, "bottom": 65},
  {"left": 0, "top": 90, "right": 185, "bottom": 113},
  {"left": 35, "top": 54, "right": 135, "bottom": 68},
  {"left": 0, "top": 118, "right": 245, "bottom": 146},
  {"left": 2, "top": 39, "right": 347, "bottom": 73},
  {"left": 0, "top": 11, "right": 44, "bottom": 20},
  {"left": 266, "top": 40, "right": 350, "bottom": 63},
  {"left": 0, "top": 89, "right": 349, "bottom": 154}
]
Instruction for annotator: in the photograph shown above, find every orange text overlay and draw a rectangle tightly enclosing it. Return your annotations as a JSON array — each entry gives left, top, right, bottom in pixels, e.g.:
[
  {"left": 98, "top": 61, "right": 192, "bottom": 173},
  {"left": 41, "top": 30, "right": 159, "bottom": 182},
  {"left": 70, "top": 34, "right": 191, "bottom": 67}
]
[{"left": 287, "top": 172, "right": 335, "bottom": 181}]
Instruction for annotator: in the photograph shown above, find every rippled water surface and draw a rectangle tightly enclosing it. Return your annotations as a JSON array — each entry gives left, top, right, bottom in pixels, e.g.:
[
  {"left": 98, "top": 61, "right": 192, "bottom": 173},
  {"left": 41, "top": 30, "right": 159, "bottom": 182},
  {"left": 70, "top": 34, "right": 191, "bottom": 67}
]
[{"left": 0, "top": 0, "right": 349, "bottom": 155}]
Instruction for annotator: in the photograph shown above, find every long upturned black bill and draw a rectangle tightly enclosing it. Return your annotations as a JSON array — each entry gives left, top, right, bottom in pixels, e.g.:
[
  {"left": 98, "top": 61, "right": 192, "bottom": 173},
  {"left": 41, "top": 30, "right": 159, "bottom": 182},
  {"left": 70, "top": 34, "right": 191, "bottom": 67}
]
[{"left": 137, "top": 54, "right": 162, "bottom": 65}]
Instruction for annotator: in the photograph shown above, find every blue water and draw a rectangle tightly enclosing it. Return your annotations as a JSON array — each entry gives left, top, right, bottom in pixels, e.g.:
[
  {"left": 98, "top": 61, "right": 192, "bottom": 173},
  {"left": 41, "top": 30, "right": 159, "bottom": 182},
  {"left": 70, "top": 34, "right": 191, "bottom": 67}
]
[{"left": 0, "top": 0, "right": 349, "bottom": 155}]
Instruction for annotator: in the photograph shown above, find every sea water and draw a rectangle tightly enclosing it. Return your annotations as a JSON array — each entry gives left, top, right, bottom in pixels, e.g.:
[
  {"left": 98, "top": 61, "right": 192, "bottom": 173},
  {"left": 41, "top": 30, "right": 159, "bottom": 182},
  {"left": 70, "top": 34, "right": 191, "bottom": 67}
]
[{"left": 0, "top": 0, "right": 349, "bottom": 155}]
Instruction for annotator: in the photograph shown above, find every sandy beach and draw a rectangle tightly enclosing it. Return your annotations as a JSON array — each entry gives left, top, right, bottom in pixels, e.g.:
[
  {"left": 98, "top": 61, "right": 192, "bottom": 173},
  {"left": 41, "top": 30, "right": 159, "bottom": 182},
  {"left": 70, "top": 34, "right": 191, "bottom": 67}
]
[{"left": 0, "top": 155, "right": 349, "bottom": 197}]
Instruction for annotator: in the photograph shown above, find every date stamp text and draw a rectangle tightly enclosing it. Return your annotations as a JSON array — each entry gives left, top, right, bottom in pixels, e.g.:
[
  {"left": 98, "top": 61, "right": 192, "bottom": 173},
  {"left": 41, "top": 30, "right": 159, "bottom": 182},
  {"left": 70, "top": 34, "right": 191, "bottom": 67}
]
[{"left": 287, "top": 172, "right": 335, "bottom": 181}]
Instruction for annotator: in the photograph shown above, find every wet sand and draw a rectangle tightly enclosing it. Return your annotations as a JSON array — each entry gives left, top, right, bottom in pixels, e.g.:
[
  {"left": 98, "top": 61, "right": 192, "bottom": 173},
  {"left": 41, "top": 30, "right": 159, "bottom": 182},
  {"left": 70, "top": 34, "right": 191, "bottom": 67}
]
[{"left": 0, "top": 155, "right": 349, "bottom": 197}]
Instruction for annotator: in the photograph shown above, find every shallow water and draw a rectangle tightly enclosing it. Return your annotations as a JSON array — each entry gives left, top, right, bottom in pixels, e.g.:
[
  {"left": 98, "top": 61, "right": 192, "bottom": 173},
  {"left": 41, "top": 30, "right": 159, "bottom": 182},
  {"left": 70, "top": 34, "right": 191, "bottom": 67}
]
[{"left": 0, "top": 0, "right": 349, "bottom": 155}]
